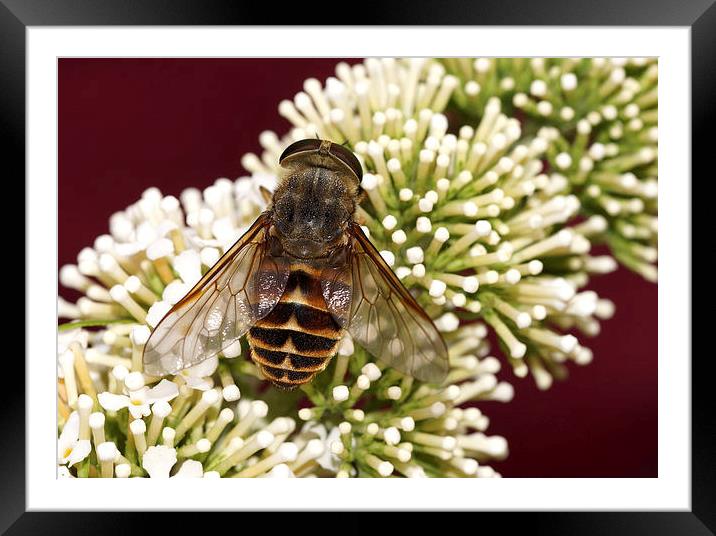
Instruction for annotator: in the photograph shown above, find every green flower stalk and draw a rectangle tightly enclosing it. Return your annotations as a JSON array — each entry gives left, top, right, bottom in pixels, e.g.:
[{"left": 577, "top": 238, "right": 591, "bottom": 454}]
[{"left": 440, "top": 57, "right": 658, "bottom": 281}]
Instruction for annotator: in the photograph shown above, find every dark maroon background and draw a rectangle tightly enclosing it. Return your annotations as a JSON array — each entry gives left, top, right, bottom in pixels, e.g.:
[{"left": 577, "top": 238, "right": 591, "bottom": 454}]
[{"left": 58, "top": 58, "right": 657, "bottom": 477}]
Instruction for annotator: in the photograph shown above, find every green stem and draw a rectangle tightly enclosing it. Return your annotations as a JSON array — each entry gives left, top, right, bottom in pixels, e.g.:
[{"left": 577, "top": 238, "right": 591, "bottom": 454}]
[{"left": 58, "top": 318, "right": 135, "bottom": 332}]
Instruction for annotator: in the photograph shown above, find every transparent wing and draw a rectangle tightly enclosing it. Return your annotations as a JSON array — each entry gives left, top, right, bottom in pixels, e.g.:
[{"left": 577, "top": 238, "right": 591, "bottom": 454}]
[
  {"left": 143, "top": 214, "right": 289, "bottom": 376},
  {"left": 322, "top": 223, "right": 449, "bottom": 383}
]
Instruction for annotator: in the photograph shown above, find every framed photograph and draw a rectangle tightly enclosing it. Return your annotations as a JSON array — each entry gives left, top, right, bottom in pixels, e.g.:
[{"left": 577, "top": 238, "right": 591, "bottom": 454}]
[{"left": 8, "top": 0, "right": 708, "bottom": 532}]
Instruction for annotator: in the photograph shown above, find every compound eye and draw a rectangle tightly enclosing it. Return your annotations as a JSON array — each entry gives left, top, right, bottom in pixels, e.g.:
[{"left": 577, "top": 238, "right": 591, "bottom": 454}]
[
  {"left": 329, "top": 144, "right": 363, "bottom": 181},
  {"left": 279, "top": 139, "right": 322, "bottom": 165},
  {"left": 279, "top": 138, "right": 363, "bottom": 181}
]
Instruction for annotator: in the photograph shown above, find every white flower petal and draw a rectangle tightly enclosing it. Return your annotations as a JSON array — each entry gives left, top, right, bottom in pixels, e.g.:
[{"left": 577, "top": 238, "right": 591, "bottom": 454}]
[
  {"left": 98, "top": 392, "right": 131, "bottom": 412},
  {"left": 184, "top": 356, "right": 219, "bottom": 378},
  {"left": 172, "top": 460, "right": 204, "bottom": 478},
  {"left": 66, "top": 439, "right": 91, "bottom": 467},
  {"left": 58, "top": 411, "right": 80, "bottom": 459},
  {"left": 142, "top": 445, "right": 177, "bottom": 478},
  {"left": 57, "top": 329, "right": 89, "bottom": 355},
  {"left": 145, "top": 379, "right": 180, "bottom": 404},
  {"left": 315, "top": 427, "right": 342, "bottom": 472},
  {"left": 128, "top": 403, "right": 151, "bottom": 419},
  {"left": 300, "top": 421, "right": 328, "bottom": 441},
  {"left": 57, "top": 465, "right": 74, "bottom": 478},
  {"left": 183, "top": 376, "right": 214, "bottom": 391},
  {"left": 131, "top": 386, "right": 150, "bottom": 398}
]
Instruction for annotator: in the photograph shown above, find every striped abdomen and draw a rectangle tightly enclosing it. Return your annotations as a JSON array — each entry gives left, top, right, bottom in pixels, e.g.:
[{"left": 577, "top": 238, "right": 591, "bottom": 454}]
[{"left": 247, "top": 263, "right": 344, "bottom": 390}]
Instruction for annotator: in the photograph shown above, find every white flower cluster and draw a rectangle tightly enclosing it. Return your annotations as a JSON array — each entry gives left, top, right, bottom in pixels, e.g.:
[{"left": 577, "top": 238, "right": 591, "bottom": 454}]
[
  {"left": 442, "top": 57, "right": 658, "bottom": 281},
  {"left": 57, "top": 57, "right": 652, "bottom": 478},
  {"left": 58, "top": 174, "right": 508, "bottom": 478},
  {"left": 58, "top": 326, "right": 306, "bottom": 478},
  {"left": 240, "top": 58, "right": 614, "bottom": 387},
  {"left": 297, "top": 323, "right": 511, "bottom": 477}
]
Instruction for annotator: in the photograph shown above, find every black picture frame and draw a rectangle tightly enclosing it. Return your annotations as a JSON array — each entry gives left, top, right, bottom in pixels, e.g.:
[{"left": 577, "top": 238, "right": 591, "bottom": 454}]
[{"left": 5, "top": 1, "right": 708, "bottom": 533}]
